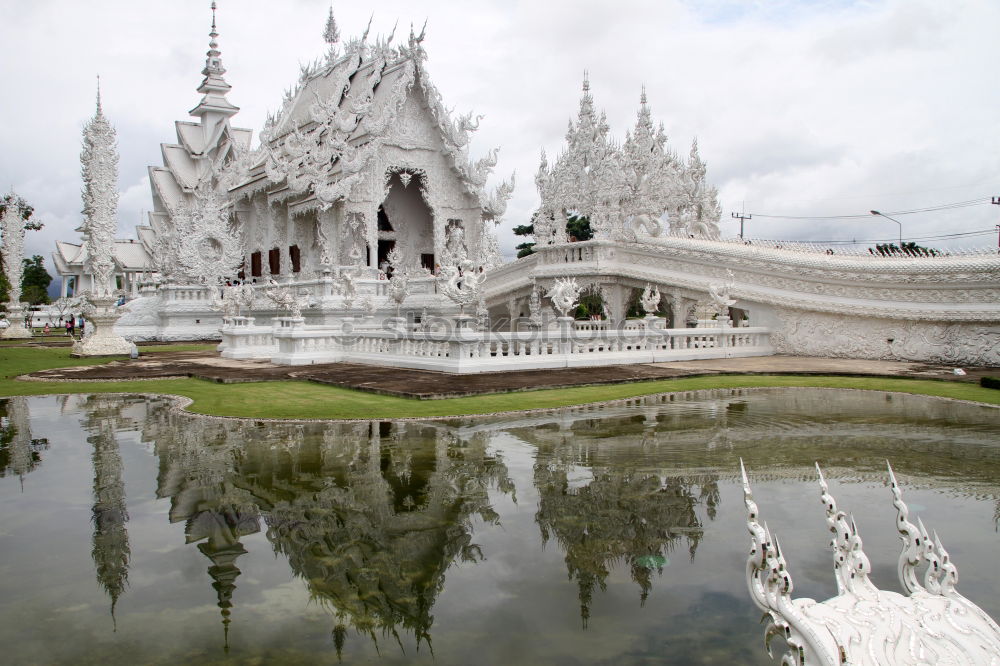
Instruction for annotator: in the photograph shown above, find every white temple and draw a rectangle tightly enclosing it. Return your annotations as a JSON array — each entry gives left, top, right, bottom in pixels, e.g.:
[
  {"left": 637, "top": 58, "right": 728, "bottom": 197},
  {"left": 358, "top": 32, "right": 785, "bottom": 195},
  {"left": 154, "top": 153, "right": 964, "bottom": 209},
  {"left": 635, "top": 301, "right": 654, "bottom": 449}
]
[{"left": 49, "top": 4, "right": 1000, "bottom": 369}]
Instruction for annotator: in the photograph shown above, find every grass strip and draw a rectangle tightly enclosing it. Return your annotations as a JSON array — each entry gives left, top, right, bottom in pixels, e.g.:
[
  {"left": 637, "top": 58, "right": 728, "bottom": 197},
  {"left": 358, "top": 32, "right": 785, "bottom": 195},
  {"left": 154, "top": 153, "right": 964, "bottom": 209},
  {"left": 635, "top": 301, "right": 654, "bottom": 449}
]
[{"left": 1, "top": 345, "right": 997, "bottom": 420}]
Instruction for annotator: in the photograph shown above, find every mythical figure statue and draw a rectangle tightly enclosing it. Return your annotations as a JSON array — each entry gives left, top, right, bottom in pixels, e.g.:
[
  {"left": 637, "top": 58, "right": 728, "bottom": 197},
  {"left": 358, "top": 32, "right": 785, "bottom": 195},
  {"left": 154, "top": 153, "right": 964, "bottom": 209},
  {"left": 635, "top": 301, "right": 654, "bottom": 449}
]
[
  {"left": 546, "top": 278, "right": 582, "bottom": 318},
  {"left": 708, "top": 271, "right": 736, "bottom": 318},
  {"left": 386, "top": 248, "right": 409, "bottom": 317},
  {"left": 640, "top": 283, "right": 661, "bottom": 316},
  {"left": 439, "top": 259, "right": 482, "bottom": 315},
  {"left": 337, "top": 268, "right": 357, "bottom": 309},
  {"left": 263, "top": 279, "right": 312, "bottom": 319},
  {"left": 441, "top": 220, "right": 468, "bottom": 268},
  {"left": 528, "top": 283, "right": 543, "bottom": 328},
  {"left": 741, "top": 460, "right": 1000, "bottom": 666},
  {"left": 215, "top": 283, "right": 255, "bottom": 319}
]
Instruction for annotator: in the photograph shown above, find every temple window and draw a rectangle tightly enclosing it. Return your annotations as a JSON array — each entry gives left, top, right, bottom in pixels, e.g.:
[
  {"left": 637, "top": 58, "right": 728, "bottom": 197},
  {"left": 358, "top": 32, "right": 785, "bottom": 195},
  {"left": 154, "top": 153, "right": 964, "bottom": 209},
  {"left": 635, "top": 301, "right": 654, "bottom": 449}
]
[
  {"left": 250, "top": 251, "right": 262, "bottom": 277},
  {"left": 268, "top": 248, "right": 280, "bottom": 275},
  {"left": 289, "top": 245, "right": 301, "bottom": 273}
]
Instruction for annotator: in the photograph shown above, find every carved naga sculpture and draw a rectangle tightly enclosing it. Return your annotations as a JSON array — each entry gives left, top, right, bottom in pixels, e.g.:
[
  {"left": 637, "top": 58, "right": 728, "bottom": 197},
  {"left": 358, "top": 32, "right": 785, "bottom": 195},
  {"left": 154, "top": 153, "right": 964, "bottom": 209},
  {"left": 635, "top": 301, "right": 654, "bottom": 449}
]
[
  {"left": 545, "top": 278, "right": 582, "bottom": 318},
  {"left": 740, "top": 459, "right": 1000, "bottom": 666}
]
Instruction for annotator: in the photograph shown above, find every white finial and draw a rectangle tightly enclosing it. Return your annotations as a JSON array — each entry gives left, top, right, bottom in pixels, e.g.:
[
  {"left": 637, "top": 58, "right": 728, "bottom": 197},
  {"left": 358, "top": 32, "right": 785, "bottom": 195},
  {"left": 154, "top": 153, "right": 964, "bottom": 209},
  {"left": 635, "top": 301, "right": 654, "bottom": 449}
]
[
  {"left": 96, "top": 75, "right": 103, "bottom": 115},
  {"left": 640, "top": 84, "right": 647, "bottom": 106},
  {"left": 323, "top": 3, "right": 340, "bottom": 45},
  {"left": 209, "top": 1, "right": 219, "bottom": 49},
  {"left": 582, "top": 70, "right": 590, "bottom": 92}
]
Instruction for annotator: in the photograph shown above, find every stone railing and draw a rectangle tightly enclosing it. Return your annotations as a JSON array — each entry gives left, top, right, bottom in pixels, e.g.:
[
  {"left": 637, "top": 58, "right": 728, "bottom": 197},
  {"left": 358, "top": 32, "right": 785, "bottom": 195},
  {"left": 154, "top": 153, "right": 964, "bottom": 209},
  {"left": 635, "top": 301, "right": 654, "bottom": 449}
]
[
  {"left": 218, "top": 316, "right": 279, "bottom": 359},
  {"left": 159, "top": 284, "right": 218, "bottom": 303},
  {"left": 224, "top": 316, "right": 773, "bottom": 372}
]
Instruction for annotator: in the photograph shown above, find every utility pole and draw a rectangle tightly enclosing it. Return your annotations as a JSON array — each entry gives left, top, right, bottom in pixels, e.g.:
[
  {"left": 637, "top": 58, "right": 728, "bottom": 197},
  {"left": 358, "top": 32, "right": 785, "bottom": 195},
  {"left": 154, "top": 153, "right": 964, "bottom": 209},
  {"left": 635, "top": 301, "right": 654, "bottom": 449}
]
[
  {"left": 731, "top": 211, "right": 751, "bottom": 240},
  {"left": 993, "top": 197, "right": 1000, "bottom": 253}
]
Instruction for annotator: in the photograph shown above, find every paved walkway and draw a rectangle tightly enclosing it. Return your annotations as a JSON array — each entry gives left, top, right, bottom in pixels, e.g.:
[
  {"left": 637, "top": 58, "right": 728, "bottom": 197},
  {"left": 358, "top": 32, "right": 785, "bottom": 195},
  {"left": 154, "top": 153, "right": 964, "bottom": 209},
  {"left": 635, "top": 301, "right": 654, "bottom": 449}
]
[{"left": 25, "top": 349, "right": 998, "bottom": 400}]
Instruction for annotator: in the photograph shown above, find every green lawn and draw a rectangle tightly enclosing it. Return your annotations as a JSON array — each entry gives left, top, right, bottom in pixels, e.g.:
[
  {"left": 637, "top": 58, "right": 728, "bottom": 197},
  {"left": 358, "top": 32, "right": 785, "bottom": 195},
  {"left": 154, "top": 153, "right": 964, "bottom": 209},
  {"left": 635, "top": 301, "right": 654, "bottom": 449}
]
[{"left": 1, "top": 345, "right": 997, "bottom": 420}]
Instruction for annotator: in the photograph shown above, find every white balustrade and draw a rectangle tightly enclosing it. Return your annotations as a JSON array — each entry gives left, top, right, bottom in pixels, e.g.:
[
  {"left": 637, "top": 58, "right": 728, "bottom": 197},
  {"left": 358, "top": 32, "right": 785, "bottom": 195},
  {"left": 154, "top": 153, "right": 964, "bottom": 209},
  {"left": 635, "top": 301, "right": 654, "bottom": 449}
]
[{"left": 249, "top": 317, "right": 773, "bottom": 372}]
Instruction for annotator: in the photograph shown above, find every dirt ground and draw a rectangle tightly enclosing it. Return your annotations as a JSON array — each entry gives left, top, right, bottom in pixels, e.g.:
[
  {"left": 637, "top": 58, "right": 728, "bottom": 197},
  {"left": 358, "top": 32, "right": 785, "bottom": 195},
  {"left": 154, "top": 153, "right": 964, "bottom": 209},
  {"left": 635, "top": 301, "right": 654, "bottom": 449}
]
[{"left": 23, "top": 346, "right": 999, "bottom": 400}]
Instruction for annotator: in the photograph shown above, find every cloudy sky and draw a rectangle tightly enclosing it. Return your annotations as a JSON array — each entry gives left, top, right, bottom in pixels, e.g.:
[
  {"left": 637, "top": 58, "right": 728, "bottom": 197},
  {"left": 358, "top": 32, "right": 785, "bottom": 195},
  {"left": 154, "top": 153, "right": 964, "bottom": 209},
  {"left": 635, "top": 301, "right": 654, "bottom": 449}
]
[{"left": 2, "top": 0, "right": 998, "bottom": 280}]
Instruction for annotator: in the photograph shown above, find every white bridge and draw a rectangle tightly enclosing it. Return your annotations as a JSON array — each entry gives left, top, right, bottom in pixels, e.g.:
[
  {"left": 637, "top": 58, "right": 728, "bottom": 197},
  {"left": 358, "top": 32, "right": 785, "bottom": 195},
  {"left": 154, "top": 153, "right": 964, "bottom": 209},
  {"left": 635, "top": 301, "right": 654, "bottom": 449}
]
[
  {"left": 122, "top": 232, "right": 999, "bottom": 371},
  {"left": 482, "top": 233, "right": 1000, "bottom": 367}
]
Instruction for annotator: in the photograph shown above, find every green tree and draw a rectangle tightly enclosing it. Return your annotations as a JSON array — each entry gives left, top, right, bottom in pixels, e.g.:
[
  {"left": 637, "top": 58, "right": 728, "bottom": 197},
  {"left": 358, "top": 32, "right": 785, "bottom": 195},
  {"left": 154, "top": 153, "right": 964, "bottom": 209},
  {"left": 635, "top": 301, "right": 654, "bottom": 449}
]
[
  {"left": 21, "top": 255, "right": 52, "bottom": 305},
  {"left": 515, "top": 213, "right": 593, "bottom": 258},
  {"left": 869, "top": 242, "right": 939, "bottom": 257},
  {"left": 565, "top": 213, "right": 592, "bottom": 242}
]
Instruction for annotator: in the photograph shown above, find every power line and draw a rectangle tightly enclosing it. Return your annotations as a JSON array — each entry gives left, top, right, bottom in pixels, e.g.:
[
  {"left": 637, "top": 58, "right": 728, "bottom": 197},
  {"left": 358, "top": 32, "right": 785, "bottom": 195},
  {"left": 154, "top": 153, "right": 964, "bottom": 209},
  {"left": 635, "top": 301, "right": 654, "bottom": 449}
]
[
  {"left": 748, "top": 197, "right": 991, "bottom": 221},
  {"left": 756, "top": 227, "right": 997, "bottom": 245}
]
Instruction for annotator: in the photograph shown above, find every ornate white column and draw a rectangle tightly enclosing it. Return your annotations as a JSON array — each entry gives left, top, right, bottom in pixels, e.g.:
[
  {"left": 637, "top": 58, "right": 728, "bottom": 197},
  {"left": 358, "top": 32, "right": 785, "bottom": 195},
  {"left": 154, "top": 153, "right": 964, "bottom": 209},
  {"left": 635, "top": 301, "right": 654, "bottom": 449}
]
[
  {"left": 1, "top": 193, "right": 32, "bottom": 338},
  {"left": 73, "top": 84, "right": 132, "bottom": 356}
]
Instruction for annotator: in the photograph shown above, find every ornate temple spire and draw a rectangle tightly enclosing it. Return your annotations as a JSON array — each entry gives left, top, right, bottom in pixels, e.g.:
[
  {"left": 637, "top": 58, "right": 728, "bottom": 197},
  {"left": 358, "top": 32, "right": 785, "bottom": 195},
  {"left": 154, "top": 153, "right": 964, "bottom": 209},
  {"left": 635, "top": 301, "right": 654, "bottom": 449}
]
[
  {"left": 190, "top": 1, "right": 239, "bottom": 120},
  {"left": 323, "top": 3, "right": 340, "bottom": 46},
  {"left": 80, "top": 80, "right": 120, "bottom": 298}
]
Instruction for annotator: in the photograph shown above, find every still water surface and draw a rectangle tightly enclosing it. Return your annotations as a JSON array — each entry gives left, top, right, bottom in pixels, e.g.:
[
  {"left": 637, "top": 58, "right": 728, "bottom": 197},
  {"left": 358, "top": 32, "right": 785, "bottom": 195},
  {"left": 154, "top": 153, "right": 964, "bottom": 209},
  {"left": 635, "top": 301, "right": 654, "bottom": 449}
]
[{"left": 1, "top": 388, "right": 998, "bottom": 665}]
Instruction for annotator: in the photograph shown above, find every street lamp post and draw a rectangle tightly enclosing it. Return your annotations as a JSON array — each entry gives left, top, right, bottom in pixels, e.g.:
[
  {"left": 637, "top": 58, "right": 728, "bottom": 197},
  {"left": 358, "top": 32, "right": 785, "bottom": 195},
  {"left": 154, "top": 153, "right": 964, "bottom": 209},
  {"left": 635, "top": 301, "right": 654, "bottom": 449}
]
[{"left": 870, "top": 210, "right": 902, "bottom": 250}]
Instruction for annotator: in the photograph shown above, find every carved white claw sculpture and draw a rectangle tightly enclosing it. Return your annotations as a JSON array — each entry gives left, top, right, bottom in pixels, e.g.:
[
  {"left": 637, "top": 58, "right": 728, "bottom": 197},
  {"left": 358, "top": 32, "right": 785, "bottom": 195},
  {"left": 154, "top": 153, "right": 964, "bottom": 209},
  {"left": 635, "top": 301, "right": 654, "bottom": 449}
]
[
  {"left": 546, "top": 278, "right": 582, "bottom": 319},
  {"left": 740, "top": 459, "right": 1000, "bottom": 666}
]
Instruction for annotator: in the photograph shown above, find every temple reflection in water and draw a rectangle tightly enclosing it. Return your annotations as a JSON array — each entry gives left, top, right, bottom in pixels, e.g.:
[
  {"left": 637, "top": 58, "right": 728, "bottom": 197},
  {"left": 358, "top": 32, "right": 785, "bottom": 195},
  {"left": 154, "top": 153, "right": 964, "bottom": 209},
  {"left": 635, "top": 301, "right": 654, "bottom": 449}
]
[{"left": 1, "top": 388, "right": 998, "bottom": 663}]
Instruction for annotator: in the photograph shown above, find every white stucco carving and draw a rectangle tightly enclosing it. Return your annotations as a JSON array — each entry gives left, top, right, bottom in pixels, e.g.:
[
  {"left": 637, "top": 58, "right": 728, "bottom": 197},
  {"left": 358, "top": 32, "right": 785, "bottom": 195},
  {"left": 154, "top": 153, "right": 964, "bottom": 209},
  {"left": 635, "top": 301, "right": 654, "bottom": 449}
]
[
  {"left": 546, "top": 278, "right": 582, "bottom": 318},
  {"left": 640, "top": 283, "right": 661, "bottom": 315},
  {"left": 742, "top": 460, "right": 1000, "bottom": 666},
  {"left": 534, "top": 79, "right": 721, "bottom": 245},
  {"left": 0, "top": 192, "right": 32, "bottom": 339}
]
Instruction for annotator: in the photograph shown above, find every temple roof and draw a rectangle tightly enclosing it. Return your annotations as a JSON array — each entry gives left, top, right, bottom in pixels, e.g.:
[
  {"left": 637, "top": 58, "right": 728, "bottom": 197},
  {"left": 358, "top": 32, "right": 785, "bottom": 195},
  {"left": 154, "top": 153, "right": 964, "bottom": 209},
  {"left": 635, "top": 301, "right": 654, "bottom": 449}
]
[
  {"left": 51, "top": 239, "right": 153, "bottom": 273},
  {"left": 233, "top": 19, "right": 511, "bottom": 218}
]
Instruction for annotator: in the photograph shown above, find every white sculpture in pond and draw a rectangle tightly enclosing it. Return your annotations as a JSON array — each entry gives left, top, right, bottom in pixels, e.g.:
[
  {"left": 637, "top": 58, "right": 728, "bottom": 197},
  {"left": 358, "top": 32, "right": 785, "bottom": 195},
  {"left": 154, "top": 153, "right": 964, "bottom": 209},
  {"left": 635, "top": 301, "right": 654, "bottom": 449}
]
[
  {"left": 741, "top": 460, "right": 1000, "bottom": 666},
  {"left": 546, "top": 278, "right": 582, "bottom": 319}
]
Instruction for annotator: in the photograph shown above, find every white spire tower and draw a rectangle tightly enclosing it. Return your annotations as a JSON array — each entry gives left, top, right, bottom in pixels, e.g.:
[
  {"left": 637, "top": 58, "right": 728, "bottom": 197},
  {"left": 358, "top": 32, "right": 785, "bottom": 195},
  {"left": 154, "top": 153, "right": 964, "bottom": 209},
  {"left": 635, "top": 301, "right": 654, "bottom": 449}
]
[
  {"left": 190, "top": 1, "right": 239, "bottom": 167},
  {"left": 74, "top": 80, "right": 132, "bottom": 356},
  {"left": 0, "top": 189, "right": 31, "bottom": 338},
  {"left": 80, "top": 76, "right": 119, "bottom": 299}
]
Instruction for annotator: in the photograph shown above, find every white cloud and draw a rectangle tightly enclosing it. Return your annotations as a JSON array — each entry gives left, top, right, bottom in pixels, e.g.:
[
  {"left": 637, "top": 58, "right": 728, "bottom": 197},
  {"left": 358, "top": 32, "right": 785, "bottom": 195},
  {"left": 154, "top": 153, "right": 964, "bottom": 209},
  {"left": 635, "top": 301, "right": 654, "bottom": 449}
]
[{"left": 2, "top": 0, "right": 998, "bottom": 279}]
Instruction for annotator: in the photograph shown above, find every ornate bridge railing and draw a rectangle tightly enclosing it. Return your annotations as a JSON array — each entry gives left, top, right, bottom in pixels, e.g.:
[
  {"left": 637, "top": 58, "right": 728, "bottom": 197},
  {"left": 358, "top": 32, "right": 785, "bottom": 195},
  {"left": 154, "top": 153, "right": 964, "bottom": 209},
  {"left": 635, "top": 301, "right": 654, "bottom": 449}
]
[{"left": 220, "top": 316, "right": 773, "bottom": 373}]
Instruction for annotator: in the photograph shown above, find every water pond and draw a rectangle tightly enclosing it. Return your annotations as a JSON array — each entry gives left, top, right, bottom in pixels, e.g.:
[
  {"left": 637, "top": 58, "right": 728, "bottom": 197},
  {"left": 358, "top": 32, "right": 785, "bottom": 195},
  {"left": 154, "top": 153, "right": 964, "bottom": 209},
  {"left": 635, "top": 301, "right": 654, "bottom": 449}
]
[{"left": 1, "top": 388, "right": 998, "bottom": 664}]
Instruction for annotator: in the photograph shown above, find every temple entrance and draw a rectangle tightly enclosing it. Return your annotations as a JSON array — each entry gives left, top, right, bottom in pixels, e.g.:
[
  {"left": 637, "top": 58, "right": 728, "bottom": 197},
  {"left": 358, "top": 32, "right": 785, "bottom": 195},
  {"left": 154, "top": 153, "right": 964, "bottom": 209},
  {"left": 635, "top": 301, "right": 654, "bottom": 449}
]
[
  {"left": 377, "top": 239, "right": 395, "bottom": 274},
  {"left": 380, "top": 170, "right": 434, "bottom": 272}
]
